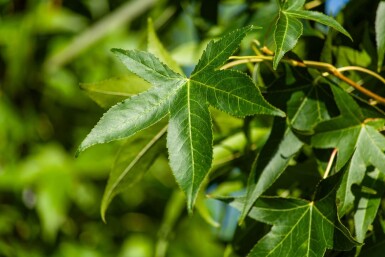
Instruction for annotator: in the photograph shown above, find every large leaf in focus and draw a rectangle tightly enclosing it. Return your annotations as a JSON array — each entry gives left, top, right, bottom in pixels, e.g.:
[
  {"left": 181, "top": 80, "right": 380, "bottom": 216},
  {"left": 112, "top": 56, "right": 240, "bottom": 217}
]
[
  {"left": 100, "top": 123, "right": 167, "bottom": 222},
  {"left": 375, "top": 2, "right": 385, "bottom": 71},
  {"left": 80, "top": 75, "right": 150, "bottom": 108},
  {"left": 232, "top": 174, "right": 357, "bottom": 257},
  {"left": 312, "top": 86, "right": 385, "bottom": 215},
  {"left": 78, "top": 26, "right": 284, "bottom": 210},
  {"left": 272, "top": 1, "right": 351, "bottom": 69},
  {"left": 240, "top": 118, "right": 303, "bottom": 222}
]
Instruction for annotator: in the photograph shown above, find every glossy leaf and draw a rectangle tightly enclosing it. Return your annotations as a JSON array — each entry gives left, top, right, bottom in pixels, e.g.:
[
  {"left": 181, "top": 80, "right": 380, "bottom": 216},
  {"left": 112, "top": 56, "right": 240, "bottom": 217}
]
[
  {"left": 232, "top": 174, "right": 357, "bottom": 257},
  {"left": 240, "top": 118, "right": 303, "bottom": 223},
  {"left": 78, "top": 25, "right": 284, "bottom": 211},
  {"left": 375, "top": 2, "right": 385, "bottom": 71},
  {"left": 100, "top": 124, "right": 167, "bottom": 222}
]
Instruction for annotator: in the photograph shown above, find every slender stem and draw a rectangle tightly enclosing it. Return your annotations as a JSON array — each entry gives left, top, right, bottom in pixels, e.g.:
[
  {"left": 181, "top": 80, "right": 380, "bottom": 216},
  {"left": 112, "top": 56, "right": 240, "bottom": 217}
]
[
  {"left": 337, "top": 66, "right": 385, "bottom": 86},
  {"left": 222, "top": 55, "right": 385, "bottom": 105},
  {"left": 304, "top": 0, "right": 322, "bottom": 10},
  {"left": 324, "top": 149, "right": 338, "bottom": 179}
]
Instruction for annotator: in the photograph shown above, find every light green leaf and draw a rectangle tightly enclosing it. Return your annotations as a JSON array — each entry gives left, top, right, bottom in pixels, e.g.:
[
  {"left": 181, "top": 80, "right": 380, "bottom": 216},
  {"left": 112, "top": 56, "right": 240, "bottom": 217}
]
[
  {"left": 311, "top": 86, "right": 385, "bottom": 217},
  {"left": 273, "top": 12, "right": 303, "bottom": 69},
  {"left": 147, "top": 18, "right": 183, "bottom": 75},
  {"left": 78, "top": 25, "right": 284, "bottom": 211},
  {"left": 232, "top": 174, "right": 357, "bottom": 257},
  {"left": 281, "top": 0, "right": 305, "bottom": 11},
  {"left": 354, "top": 169, "right": 385, "bottom": 244},
  {"left": 337, "top": 151, "right": 366, "bottom": 216},
  {"left": 240, "top": 119, "right": 303, "bottom": 223},
  {"left": 375, "top": 2, "right": 385, "bottom": 71},
  {"left": 79, "top": 75, "right": 150, "bottom": 108},
  {"left": 335, "top": 125, "right": 385, "bottom": 216},
  {"left": 286, "top": 10, "right": 352, "bottom": 40},
  {"left": 100, "top": 124, "right": 167, "bottom": 222}
]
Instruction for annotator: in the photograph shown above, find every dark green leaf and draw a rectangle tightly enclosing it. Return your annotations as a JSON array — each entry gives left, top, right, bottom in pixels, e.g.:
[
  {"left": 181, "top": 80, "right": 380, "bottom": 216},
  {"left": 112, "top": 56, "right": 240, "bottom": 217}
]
[
  {"left": 240, "top": 119, "right": 303, "bottom": 223},
  {"left": 79, "top": 25, "right": 284, "bottom": 211},
  {"left": 232, "top": 175, "right": 357, "bottom": 256}
]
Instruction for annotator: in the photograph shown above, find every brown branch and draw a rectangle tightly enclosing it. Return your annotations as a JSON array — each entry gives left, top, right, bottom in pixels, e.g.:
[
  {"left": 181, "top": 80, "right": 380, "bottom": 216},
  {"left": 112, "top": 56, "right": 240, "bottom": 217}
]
[{"left": 222, "top": 55, "right": 385, "bottom": 106}]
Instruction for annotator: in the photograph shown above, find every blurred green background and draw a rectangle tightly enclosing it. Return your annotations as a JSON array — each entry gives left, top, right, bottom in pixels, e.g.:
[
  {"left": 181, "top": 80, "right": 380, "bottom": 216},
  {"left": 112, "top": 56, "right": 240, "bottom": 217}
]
[
  {"left": 3, "top": 0, "right": 383, "bottom": 256},
  {"left": 0, "top": 0, "right": 257, "bottom": 256}
]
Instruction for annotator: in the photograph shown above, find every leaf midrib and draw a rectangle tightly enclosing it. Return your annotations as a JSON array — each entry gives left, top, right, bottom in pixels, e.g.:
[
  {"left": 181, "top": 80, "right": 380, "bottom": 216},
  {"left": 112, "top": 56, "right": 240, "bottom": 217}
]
[
  {"left": 191, "top": 78, "right": 258, "bottom": 107},
  {"left": 265, "top": 205, "right": 310, "bottom": 256}
]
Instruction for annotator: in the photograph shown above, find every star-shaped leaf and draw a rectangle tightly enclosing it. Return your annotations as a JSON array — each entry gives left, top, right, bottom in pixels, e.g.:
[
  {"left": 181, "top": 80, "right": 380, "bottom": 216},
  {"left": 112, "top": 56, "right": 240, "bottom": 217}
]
[
  {"left": 231, "top": 173, "right": 358, "bottom": 257},
  {"left": 311, "top": 85, "right": 385, "bottom": 215},
  {"left": 273, "top": 0, "right": 352, "bottom": 69},
  {"left": 77, "top": 25, "right": 284, "bottom": 211}
]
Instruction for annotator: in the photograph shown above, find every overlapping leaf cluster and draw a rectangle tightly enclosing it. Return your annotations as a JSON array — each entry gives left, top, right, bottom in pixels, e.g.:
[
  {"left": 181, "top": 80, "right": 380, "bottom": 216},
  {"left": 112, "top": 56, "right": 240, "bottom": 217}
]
[{"left": 78, "top": 1, "right": 385, "bottom": 256}]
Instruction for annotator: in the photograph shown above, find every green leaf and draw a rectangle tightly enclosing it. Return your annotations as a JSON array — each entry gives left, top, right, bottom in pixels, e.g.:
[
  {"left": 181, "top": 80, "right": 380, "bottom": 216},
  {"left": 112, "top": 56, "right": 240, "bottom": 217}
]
[
  {"left": 285, "top": 10, "right": 352, "bottom": 40},
  {"left": 375, "top": 2, "right": 385, "bottom": 71},
  {"left": 311, "top": 86, "right": 365, "bottom": 170},
  {"left": 311, "top": 86, "right": 385, "bottom": 216},
  {"left": 273, "top": 12, "right": 303, "bottom": 69},
  {"left": 240, "top": 118, "right": 303, "bottom": 223},
  {"left": 100, "top": 124, "right": 167, "bottom": 222},
  {"left": 113, "top": 49, "right": 184, "bottom": 86},
  {"left": 272, "top": 1, "right": 352, "bottom": 69},
  {"left": 79, "top": 75, "right": 151, "bottom": 108},
  {"left": 147, "top": 18, "right": 183, "bottom": 75},
  {"left": 281, "top": 0, "right": 305, "bottom": 11},
  {"left": 232, "top": 174, "right": 357, "bottom": 257},
  {"left": 77, "top": 82, "right": 175, "bottom": 154},
  {"left": 78, "top": 25, "right": 284, "bottom": 211},
  {"left": 282, "top": 79, "right": 333, "bottom": 132},
  {"left": 354, "top": 169, "right": 385, "bottom": 244}
]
